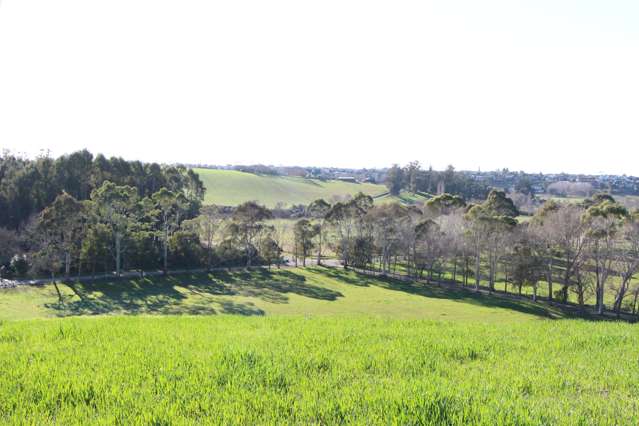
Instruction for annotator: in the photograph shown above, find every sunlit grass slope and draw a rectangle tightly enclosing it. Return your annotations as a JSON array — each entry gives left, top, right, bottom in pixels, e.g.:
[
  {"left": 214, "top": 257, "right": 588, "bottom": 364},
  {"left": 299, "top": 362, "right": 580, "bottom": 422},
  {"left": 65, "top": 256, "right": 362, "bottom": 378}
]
[
  {"left": 194, "top": 168, "right": 387, "bottom": 207},
  {"left": 0, "top": 267, "right": 568, "bottom": 322},
  {"left": 1, "top": 316, "right": 638, "bottom": 424},
  {"left": 374, "top": 190, "right": 431, "bottom": 205}
]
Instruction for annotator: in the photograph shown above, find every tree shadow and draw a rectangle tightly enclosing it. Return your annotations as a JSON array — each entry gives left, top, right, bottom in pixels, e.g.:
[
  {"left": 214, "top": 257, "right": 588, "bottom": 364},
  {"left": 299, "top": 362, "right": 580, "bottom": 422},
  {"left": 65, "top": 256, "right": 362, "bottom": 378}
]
[
  {"left": 309, "top": 267, "right": 379, "bottom": 287},
  {"left": 44, "top": 268, "right": 340, "bottom": 317},
  {"left": 202, "top": 269, "right": 343, "bottom": 302},
  {"left": 309, "top": 267, "right": 593, "bottom": 320}
]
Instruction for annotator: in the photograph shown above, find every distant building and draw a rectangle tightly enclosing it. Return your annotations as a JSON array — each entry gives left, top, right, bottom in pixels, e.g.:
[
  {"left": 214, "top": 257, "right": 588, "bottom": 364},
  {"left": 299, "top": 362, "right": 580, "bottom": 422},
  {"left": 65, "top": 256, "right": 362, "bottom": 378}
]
[{"left": 337, "top": 177, "right": 358, "bottom": 183}]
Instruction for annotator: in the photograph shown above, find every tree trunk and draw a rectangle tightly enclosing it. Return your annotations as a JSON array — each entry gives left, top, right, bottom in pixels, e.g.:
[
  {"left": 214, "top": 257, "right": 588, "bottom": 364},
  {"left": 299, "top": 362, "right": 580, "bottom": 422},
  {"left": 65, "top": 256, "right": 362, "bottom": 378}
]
[
  {"left": 52, "top": 272, "right": 63, "bottom": 302},
  {"left": 474, "top": 252, "right": 481, "bottom": 291},
  {"left": 561, "top": 267, "right": 571, "bottom": 304},
  {"left": 503, "top": 263, "right": 508, "bottom": 294},
  {"left": 64, "top": 251, "right": 71, "bottom": 280},
  {"left": 464, "top": 258, "right": 469, "bottom": 286},
  {"left": 613, "top": 275, "right": 631, "bottom": 316},
  {"left": 76, "top": 256, "right": 82, "bottom": 283},
  {"left": 488, "top": 254, "right": 495, "bottom": 292},
  {"left": 547, "top": 257, "right": 553, "bottom": 302},
  {"left": 207, "top": 238, "right": 212, "bottom": 272},
  {"left": 595, "top": 262, "right": 604, "bottom": 315},
  {"left": 115, "top": 235, "right": 122, "bottom": 277},
  {"left": 163, "top": 224, "right": 169, "bottom": 275}
]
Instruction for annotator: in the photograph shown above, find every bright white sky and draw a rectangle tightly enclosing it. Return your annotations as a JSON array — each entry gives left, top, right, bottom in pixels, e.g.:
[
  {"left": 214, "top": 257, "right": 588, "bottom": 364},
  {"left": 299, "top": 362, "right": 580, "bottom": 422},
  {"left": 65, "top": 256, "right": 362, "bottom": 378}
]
[{"left": 1, "top": 1, "right": 638, "bottom": 174}]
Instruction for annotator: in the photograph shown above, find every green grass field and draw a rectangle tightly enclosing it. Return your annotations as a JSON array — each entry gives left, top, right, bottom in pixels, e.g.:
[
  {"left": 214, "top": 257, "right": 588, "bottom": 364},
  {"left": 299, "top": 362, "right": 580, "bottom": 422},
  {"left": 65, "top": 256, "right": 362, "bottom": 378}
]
[
  {"left": 374, "top": 190, "right": 431, "bottom": 205},
  {"left": 195, "top": 169, "right": 387, "bottom": 207},
  {"left": 2, "top": 268, "right": 638, "bottom": 424},
  {"left": 0, "top": 268, "right": 564, "bottom": 322}
]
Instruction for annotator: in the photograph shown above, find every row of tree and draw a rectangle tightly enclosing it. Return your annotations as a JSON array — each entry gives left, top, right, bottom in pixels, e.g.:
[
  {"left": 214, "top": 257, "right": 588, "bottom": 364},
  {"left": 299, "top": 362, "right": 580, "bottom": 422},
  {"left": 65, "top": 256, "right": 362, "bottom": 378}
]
[
  {"left": 0, "top": 150, "right": 204, "bottom": 229},
  {"left": 290, "top": 191, "right": 639, "bottom": 316},
  {"left": 1, "top": 151, "right": 638, "bottom": 316},
  {"left": 0, "top": 181, "right": 289, "bottom": 281},
  {"left": 385, "top": 162, "right": 490, "bottom": 200}
]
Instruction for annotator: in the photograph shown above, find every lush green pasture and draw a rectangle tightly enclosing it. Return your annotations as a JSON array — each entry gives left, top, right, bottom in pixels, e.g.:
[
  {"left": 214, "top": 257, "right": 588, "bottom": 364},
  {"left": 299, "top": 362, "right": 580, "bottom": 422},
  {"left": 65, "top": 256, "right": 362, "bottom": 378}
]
[
  {"left": 0, "top": 268, "right": 566, "bottom": 322},
  {"left": 194, "top": 169, "right": 386, "bottom": 207},
  {"left": 374, "top": 190, "right": 431, "bottom": 205},
  {"left": 0, "top": 316, "right": 638, "bottom": 424}
]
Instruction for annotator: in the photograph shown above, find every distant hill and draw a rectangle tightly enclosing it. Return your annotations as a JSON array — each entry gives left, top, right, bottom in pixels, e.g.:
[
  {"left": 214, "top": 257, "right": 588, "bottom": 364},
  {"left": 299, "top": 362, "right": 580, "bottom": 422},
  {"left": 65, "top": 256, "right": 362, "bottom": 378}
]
[
  {"left": 373, "top": 191, "right": 432, "bottom": 205},
  {"left": 195, "top": 168, "right": 387, "bottom": 207}
]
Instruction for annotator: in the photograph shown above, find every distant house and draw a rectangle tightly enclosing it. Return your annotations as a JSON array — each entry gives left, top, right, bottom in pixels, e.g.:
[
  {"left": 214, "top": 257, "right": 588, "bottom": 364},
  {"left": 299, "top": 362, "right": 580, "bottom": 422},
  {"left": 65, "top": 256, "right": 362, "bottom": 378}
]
[{"left": 337, "top": 177, "right": 358, "bottom": 183}]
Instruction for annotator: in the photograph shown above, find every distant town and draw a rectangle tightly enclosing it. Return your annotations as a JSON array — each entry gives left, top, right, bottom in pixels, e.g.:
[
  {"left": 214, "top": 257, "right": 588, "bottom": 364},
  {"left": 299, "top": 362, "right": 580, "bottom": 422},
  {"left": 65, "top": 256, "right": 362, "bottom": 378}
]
[{"left": 188, "top": 163, "right": 639, "bottom": 196}]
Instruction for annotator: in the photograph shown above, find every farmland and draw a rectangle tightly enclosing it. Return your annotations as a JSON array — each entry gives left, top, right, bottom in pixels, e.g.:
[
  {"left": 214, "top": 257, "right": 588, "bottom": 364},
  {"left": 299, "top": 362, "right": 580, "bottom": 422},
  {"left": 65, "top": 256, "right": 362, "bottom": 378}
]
[
  {"left": 2, "top": 269, "right": 639, "bottom": 424},
  {"left": 195, "top": 168, "right": 387, "bottom": 207},
  {"left": 374, "top": 190, "right": 432, "bottom": 205},
  {"left": 0, "top": 267, "right": 564, "bottom": 322},
  {"left": 0, "top": 310, "right": 638, "bottom": 423}
]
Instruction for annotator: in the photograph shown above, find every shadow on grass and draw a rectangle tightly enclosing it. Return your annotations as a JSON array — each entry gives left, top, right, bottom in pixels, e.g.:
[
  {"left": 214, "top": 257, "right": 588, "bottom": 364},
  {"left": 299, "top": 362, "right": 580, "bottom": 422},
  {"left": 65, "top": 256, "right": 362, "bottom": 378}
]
[
  {"left": 41, "top": 266, "right": 597, "bottom": 321},
  {"left": 309, "top": 267, "right": 591, "bottom": 320},
  {"left": 44, "top": 268, "right": 342, "bottom": 318}
]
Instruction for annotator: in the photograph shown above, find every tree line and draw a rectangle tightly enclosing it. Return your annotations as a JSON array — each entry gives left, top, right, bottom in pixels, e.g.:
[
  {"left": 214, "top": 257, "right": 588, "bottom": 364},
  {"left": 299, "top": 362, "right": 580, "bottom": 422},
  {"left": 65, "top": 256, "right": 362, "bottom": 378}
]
[
  {"left": 385, "top": 162, "right": 489, "bottom": 200},
  {"left": 2, "top": 151, "right": 639, "bottom": 317},
  {"left": 0, "top": 149, "right": 205, "bottom": 229},
  {"left": 292, "top": 191, "right": 639, "bottom": 317}
]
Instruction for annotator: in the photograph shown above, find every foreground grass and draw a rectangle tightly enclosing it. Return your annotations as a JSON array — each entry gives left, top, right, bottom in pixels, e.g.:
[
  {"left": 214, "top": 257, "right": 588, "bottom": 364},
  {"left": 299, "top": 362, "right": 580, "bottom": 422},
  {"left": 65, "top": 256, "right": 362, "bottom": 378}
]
[
  {"left": 1, "top": 316, "right": 638, "bottom": 424},
  {"left": 0, "top": 268, "right": 569, "bottom": 322},
  {"left": 195, "top": 168, "right": 386, "bottom": 207}
]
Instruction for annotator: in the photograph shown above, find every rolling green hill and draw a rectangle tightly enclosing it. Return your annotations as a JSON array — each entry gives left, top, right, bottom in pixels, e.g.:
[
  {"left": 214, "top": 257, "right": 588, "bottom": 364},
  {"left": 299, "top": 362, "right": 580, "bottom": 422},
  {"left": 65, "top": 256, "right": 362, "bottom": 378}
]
[
  {"left": 1, "top": 268, "right": 638, "bottom": 424},
  {"left": 195, "top": 168, "right": 387, "bottom": 207},
  {"left": 374, "top": 190, "right": 432, "bottom": 205}
]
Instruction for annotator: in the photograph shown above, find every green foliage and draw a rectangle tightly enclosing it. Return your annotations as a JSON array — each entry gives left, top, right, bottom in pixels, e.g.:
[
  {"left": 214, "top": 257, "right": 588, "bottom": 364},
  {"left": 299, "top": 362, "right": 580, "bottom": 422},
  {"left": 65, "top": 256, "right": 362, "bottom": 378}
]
[
  {"left": 293, "top": 219, "right": 317, "bottom": 265},
  {"left": 385, "top": 164, "right": 404, "bottom": 196},
  {"left": 0, "top": 150, "right": 203, "bottom": 229},
  {"left": 582, "top": 192, "right": 617, "bottom": 209},
  {"left": 482, "top": 189, "right": 519, "bottom": 217},
  {"left": 424, "top": 193, "right": 466, "bottom": 217},
  {"left": 585, "top": 200, "right": 629, "bottom": 220},
  {"left": 168, "top": 231, "right": 205, "bottom": 268},
  {"left": 129, "top": 231, "right": 159, "bottom": 273},
  {"left": 532, "top": 199, "right": 562, "bottom": 223},
  {"left": 0, "top": 228, "right": 20, "bottom": 269},
  {"left": 514, "top": 176, "right": 534, "bottom": 195}
]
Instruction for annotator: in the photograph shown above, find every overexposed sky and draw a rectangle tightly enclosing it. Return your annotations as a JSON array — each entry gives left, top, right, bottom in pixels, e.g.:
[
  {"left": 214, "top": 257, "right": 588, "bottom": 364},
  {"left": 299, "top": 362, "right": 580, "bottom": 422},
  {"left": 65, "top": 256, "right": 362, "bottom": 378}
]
[{"left": 1, "top": 1, "right": 638, "bottom": 174}]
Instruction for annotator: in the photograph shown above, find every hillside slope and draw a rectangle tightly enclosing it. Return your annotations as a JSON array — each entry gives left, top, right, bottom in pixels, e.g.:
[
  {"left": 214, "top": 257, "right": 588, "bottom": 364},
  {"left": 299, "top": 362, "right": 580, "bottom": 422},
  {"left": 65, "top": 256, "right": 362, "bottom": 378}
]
[
  {"left": 0, "top": 268, "right": 565, "bottom": 322},
  {"left": 373, "top": 190, "right": 432, "bottom": 205},
  {"left": 194, "top": 168, "right": 386, "bottom": 207}
]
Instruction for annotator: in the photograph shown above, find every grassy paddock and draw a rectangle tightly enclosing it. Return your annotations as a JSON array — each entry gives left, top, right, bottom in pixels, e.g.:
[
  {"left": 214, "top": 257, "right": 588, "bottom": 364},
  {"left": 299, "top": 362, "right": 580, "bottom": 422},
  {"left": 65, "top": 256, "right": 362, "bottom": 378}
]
[
  {"left": 2, "top": 268, "right": 637, "bottom": 424},
  {"left": 1, "top": 316, "right": 638, "bottom": 424},
  {"left": 0, "top": 268, "right": 568, "bottom": 322},
  {"left": 195, "top": 169, "right": 386, "bottom": 207}
]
